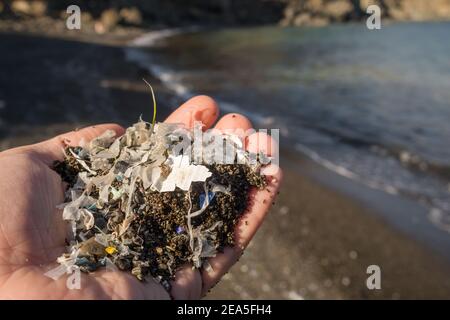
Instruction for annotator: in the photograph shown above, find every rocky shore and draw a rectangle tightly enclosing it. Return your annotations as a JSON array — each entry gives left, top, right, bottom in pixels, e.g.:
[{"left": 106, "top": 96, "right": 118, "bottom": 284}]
[{"left": 1, "top": 0, "right": 450, "bottom": 30}]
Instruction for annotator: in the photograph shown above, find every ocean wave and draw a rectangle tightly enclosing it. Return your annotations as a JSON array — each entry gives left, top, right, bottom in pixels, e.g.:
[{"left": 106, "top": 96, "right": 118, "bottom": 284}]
[
  {"left": 295, "top": 118, "right": 450, "bottom": 183},
  {"left": 295, "top": 141, "right": 450, "bottom": 234},
  {"left": 124, "top": 29, "right": 450, "bottom": 235},
  {"left": 295, "top": 143, "right": 399, "bottom": 195},
  {"left": 129, "top": 27, "right": 199, "bottom": 47}
]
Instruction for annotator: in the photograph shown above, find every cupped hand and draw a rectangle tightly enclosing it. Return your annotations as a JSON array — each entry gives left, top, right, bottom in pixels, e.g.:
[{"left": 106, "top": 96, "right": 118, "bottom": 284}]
[{"left": 0, "top": 96, "right": 282, "bottom": 299}]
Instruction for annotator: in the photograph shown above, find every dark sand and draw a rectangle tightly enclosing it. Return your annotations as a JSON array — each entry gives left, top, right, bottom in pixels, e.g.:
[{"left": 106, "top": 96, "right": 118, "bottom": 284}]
[
  {"left": 1, "top": 19, "right": 450, "bottom": 299},
  {"left": 208, "top": 153, "right": 450, "bottom": 299}
]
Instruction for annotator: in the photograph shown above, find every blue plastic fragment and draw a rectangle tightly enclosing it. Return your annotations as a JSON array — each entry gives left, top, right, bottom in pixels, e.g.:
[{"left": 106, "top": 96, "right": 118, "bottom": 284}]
[
  {"left": 199, "top": 192, "right": 215, "bottom": 208},
  {"left": 176, "top": 226, "right": 184, "bottom": 234},
  {"left": 86, "top": 204, "right": 96, "bottom": 211},
  {"left": 75, "top": 257, "right": 91, "bottom": 266}
]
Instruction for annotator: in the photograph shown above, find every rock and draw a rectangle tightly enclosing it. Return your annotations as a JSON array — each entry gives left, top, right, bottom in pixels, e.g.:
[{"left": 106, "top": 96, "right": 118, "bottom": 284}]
[
  {"left": 305, "top": 0, "right": 324, "bottom": 12},
  {"left": 293, "top": 13, "right": 312, "bottom": 26},
  {"left": 323, "top": 0, "right": 354, "bottom": 21},
  {"left": 279, "top": 5, "right": 297, "bottom": 26},
  {"left": 281, "top": 0, "right": 349, "bottom": 26},
  {"left": 384, "top": 0, "right": 450, "bottom": 21},
  {"left": 96, "top": 8, "right": 120, "bottom": 33},
  {"left": 94, "top": 22, "right": 106, "bottom": 34},
  {"left": 119, "top": 7, "right": 143, "bottom": 25},
  {"left": 119, "top": 7, "right": 142, "bottom": 25},
  {"left": 11, "top": 0, "right": 47, "bottom": 17},
  {"left": 292, "top": 12, "right": 329, "bottom": 27},
  {"left": 360, "top": 0, "right": 382, "bottom": 11},
  {"left": 308, "top": 16, "right": 330, "bottom": 26},
  {"left": 11, "top": 0, "right": 29, "bottom": 15},
  {"left": 81, "top": 12, "right": 94, "bottom": 24}
]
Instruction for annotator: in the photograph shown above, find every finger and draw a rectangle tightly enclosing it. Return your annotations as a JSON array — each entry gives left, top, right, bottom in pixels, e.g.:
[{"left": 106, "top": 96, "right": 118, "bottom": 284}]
[
  {"left": 164, "top": 95, "right": 219, "bottom": 130},
  {"left": 51, "top": 123, "right": 125, "bottom": 147},
  {"left": 246, "top": 131, "right": 278, "bottom": 159},
  {"left": 170, "top": 264, "right": 202, "bottom": 300},
  {"left": 201, "top": 167, "right": 282, "bottom": 295},
  {"left": 246, "top": 132, "right": 280, "bottom": 176},
  {"left": 200, "top": 133, "right": 282, "bottom": 295},
  {"left": 214, "top": 113, "right": 253, "bottom": 131},
  {"left": 92, "top": 269, "right": 171, "bottom": 300},
  {"left": 214, "top": 113, "right": 253, "bottom": 141},
  {"left": 42, "top": 123, "right": 125, "bottom": 164},
  {"left": 1, "top": 124, "right": 125, "bottom": 165}
]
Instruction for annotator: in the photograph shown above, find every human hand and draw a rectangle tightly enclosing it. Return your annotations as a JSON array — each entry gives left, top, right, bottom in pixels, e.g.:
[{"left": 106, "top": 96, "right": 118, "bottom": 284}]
[{"left": 0, "top": 96, "right": 282, "bottom": 299}]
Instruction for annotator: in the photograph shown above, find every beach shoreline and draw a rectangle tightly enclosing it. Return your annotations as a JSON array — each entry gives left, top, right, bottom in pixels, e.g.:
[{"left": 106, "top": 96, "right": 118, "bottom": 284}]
[
  {"left": 1, "top": 22, "right": 450, "bottom": 299},
  {"left": 206, "top": 149, "right": 450, "bottom": 299}
]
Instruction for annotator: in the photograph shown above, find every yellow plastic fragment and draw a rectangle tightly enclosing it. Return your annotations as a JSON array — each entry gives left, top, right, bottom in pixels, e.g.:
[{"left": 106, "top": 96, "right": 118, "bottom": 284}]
[{"left": 105, "top": 246, "right": 117, "bottom": 255}]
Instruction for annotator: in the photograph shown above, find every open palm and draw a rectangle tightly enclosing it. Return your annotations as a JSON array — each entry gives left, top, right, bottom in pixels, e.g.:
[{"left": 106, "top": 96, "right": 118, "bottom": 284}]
[{"left": 0, "top": 96, "right": 281, "bottom": 299}]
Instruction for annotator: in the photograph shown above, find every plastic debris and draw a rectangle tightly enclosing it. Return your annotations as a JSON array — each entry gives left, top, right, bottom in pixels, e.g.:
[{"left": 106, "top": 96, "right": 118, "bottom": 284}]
[
  {"left": 199, "top": 192, "right": 215, "bottom": 208},
  {"left": 157, "top": 155, "right": 212, "bottom": 192},
  {"left": 49, "top": 118, "right": 267, "bottom": 291},
  {"left": 105, "top": 246, "right": 117, "bottom": 255}
]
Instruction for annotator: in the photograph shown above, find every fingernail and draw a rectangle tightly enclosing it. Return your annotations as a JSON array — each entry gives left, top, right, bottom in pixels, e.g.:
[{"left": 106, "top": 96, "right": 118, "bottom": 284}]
[{"left": 194, "top": 106, "right": 217, "bottom": 129}]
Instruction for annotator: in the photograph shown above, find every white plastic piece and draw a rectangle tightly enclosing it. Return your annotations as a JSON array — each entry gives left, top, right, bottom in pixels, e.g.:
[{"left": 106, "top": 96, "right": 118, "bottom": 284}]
[{"left": 158, "top": 155, "right": 212, "bottom": 192}]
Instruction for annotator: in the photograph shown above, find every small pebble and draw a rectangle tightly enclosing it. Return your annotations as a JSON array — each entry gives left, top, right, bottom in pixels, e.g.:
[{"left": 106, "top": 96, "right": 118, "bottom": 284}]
[
  {"left": 279, "top": 206, "right": 289, "bottom": 215},
  {"left": 240, "top": 265, "right": 249, "bottom": 273},
  {"left": 341, "top": 277, "right": 351, "bottom": 286}
]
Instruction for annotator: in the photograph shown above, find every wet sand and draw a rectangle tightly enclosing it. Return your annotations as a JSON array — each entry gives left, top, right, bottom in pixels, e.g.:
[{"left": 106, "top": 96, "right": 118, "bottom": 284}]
[
  {"left": 209, "top": 153, "right": 450, "bottom": 299},
  {"left": 1, "top": 24, "right": 450, "bottom": 299}
]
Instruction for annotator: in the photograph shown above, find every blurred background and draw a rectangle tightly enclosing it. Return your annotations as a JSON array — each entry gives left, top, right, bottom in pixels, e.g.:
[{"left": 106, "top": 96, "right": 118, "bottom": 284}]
[{"left": 1, "top": 0, "right": 450, "bottom": 299}]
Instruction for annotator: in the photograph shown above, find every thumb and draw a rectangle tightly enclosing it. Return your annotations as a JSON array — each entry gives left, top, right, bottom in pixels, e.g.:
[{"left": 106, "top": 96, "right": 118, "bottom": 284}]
[{"left": 1, "top": 124, "right": 125, "bottom": 165}]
